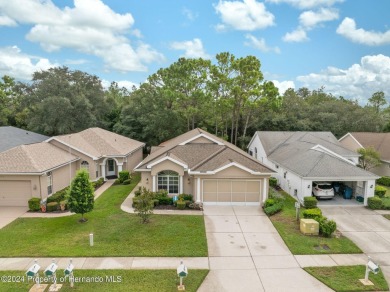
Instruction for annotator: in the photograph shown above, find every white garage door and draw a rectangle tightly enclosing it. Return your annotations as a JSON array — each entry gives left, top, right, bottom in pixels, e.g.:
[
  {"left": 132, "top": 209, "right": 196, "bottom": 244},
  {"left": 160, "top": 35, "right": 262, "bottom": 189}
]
[
  {"left": 0, "top": 180, "right": 31, "bottom": 207},
  {"left": 203, "top": 179, "right": 262, "bottom": 205}
]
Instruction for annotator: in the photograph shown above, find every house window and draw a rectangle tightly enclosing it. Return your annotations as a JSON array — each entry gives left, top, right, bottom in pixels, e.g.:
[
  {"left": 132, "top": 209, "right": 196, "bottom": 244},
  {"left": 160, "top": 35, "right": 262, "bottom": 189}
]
[
  {"left": 81, "top": 161, "right": 89, "bottom": 171},
  {"left": 157, "top": 170, "right": 179, "bottom": 194},
  {"left": 47, "top": 171, "right": 53, "bottom": 195},
  {"left": 284, "top": 172, "right": 287, "bottom": 179},
  {"left": 254, "top": 147, "right": 258, "bottom": 159},
  {"left": 275, "top": 164, "right": 279, "bottom": 169},
  {"left": 249, "top": 150, "right": 253, "bottom": 156}
]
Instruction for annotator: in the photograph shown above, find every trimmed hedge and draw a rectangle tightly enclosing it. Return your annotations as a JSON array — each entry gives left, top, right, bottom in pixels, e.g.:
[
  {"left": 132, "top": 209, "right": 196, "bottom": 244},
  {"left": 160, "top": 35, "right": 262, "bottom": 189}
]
[
  {"left": 92, "top": 178, "right": 104, "bottom": 189},
  {"left": 46, "top": 202, "right": 58, "bottom": 212},
  {"left": 269, "top": 177, "right": 278, "bottom": 187},
  {"left": 318, "top": 217, "right": 337, "bottom": 237},
  {"left": 375, "top": 186, "right": 387, "bottom": 198},
  {"left": 178, "top": 193, "right": 193, "bottom": 201},
  {"left": 302, "top": 208, "right": 322, "bottom": 220},
  {"left": 368, "top": 196, "right": 384, "bottom": 210},
  {"left": 377, "top": 176, "right": 390, "bottom": 187},
  {"left": 304, "top": 196, "right": 318, "bottom": 209},
  {"left": 176, "top": 200, "right": 186, "bottom": 210},
  {"left": 118, "top": 171, "right": 130, "bottom": 183},
  {"left": 264, "top": 198, "right": 275, "bottom": 208},
  {"left": 264, "top": 202, "right": 283, "bottom": 216},
  {"left": 28, "top": 197, "right": 41, "bottom": 211}
]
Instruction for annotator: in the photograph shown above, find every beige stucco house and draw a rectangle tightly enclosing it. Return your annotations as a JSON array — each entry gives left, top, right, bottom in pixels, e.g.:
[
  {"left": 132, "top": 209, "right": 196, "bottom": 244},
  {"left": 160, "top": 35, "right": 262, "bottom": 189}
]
[
  {"left": 135, "top": 128, "right": 275, "bottom": 205},
  {"left": 339, "top": 132, "right": 390, "bottom": 177},
  {"left": 0, "top": 128, "right": 144, "bottom": 207}
]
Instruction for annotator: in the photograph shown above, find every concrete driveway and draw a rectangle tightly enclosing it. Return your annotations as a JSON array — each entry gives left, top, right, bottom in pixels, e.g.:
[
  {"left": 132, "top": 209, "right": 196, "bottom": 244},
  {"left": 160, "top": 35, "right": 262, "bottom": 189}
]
[
  {"left": 321, "top": 206, "right": 390, "bottom": 283},
  {"left": 198, "top": 205, "right": 332, "bottom": 292},
  {"left": 0, "top": 207, "right": 27, "bottom": 229}
]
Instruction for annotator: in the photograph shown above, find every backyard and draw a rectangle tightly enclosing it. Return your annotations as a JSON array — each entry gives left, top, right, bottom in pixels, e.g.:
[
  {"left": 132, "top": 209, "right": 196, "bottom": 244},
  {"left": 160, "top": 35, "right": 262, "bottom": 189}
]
[{"left": 0, "top": 176, "right": 208, "bottom": 257}]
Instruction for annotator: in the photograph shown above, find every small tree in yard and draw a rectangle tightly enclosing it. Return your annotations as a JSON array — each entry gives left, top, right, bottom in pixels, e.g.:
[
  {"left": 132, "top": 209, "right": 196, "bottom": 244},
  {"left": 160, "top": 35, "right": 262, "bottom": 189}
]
[
  {"left": 67, "top": 169, "right": 94, "bottom": 222},
  {"left": 357, "top": 147, "right": 381, "bottom": 170},
  {"left": 134, "top": 188, "right": 154, "bottom": 223}
]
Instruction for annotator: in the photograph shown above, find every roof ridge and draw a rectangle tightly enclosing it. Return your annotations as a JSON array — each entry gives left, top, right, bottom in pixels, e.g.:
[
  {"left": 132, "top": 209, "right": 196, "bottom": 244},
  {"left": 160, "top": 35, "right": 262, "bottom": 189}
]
[
  {"left": 191, "top": 146, "right": 227, "bottom": 170},
  {"left": 21, "top": 144, "right": 42, "bottom": 172}
]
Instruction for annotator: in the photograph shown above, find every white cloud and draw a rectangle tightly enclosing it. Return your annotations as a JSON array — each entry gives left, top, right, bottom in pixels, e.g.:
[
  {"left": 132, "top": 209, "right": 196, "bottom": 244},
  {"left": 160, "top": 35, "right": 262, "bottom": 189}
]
[
  {"left": 283, "top": 28, "right": 308, "bottom": 42},
  {"left": 0, "top": 15, "right": 17, "bottom": 26},
  {"left": 0, "top": 0, "right": 164, "bottom": 72},
  {"left": 170, "top": 38, "right": 211, "bottom": 59},
  {"left": 182, "top": 7, "right": 197, "bottom": 21},
  {"left": 214, "top": 0, "right": 274, "bottom": 31},
  {"left": 265, "top": 0, "right": 343, "bottom": 9},
  {"left": 299, "top": 8, "right": 338, "bottom": 28},
  {"left": 0, "top": 46, "right": 57, "bottom": 80},
  {"left": 272, "top": 80, "right": 295, "bottom": 94},
  {"left": 297, "top": 54, "right": 390, "bottom": 103},
  {"left": 337, "top": 17, "right": 390, "bottom": 46},
  {"left": 244, "top": 34, "right": 280, "bottom": 53}
]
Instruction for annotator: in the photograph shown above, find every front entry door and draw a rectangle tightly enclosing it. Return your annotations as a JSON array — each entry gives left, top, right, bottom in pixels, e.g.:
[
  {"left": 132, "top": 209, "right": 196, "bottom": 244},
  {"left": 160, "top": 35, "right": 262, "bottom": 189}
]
[{"left": 107, "top": 159, "right": 116, "bottom": 176}]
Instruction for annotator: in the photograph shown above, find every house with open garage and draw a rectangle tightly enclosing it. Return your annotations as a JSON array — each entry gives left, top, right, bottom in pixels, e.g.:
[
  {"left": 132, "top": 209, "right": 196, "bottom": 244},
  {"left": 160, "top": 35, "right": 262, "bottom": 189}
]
[
  {"left": 339, "top": 132, "right": 390, "bottom": 177},
  {"left": 248, "top": 131, "right": 379, "bottom": 206},
  {"left": 135, "top": 128, "right": 275, "bottom": 205}
]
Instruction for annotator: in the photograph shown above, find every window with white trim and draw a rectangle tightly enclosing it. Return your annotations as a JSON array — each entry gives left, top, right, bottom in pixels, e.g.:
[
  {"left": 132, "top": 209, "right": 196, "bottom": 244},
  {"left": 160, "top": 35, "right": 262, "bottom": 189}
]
[
  {"left": 157, "top": 170, "right": 179, "bottom": 194},
  {"left": 47, "top": 171, "right": 53, "bottom": 195},
  {"left": 254, "top": 147, "right": 258, "bottom": 159},
  {"left": 81, "top": 160, "right": 89, "bottom": 171}
]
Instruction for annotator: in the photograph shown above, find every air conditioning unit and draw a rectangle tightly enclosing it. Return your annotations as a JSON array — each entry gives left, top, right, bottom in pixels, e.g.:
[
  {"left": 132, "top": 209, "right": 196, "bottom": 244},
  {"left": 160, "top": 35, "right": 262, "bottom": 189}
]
[{"left": 300, "top": 219, "right": 319, "bottom": 235}]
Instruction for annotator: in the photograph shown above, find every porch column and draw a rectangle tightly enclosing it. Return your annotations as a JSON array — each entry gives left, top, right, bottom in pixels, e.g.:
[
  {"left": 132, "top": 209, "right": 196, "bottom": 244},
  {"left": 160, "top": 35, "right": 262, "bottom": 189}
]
[
  {"left": 196, "top": 178, "right": 201, "bottom": 202},
  {"left": 101, "top": 164, "right": 106, "bottom": 181},
  {"left": 152, "top": 175, "right": 156, "bottom": 192},
  {"left": 180, "top": 175, "right": 183, "bottom": 194},
  {"left": 117, "top": 163, "right": 123, "bottom": 172}
]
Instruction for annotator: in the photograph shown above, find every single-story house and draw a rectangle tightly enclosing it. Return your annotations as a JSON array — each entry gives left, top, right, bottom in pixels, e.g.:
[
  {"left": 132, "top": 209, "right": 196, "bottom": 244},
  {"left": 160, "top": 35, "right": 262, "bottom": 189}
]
[
  {"left": 0, "top": 126, "right": 48, "bottom": 152},
  {"left": 248, "top": 131, "right": 379, "bottom": 206},
  {"left": 135, "top": 128, "right": 275, "bottom": 205},
  {"left": 339, "top": 132, "right": 390, "bottom": 177},
  {"left": 0, "top": 127, "right": 144, "bottom": 207}
]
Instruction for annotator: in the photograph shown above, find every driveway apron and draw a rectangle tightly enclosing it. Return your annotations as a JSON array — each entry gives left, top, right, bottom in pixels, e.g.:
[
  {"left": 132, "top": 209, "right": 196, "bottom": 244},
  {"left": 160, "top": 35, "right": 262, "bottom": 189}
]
[
  {"left": 0, "top": 207, "right": 27, "bottom": 229},
  {"left": 198, "top": 205, "right": 332, "bottom": 292}
]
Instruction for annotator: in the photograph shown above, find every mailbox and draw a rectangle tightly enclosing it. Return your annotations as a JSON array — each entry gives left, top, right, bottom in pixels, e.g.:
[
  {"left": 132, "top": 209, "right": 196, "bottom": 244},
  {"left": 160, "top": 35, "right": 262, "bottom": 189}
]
[
  {"left": 367, "top": 260, "right": 379, "bottom": 274},
  {"left": 26, "top": 262, "right": 40, "bottom": 277},
  {"left": 177, "top": 263, "right": 188, "bottom": 277},
  {"left": 65, "top": 263, "right": 74, "bottom": 276},
  {"left": 44, "top": 262, "right": 58, "bottom": 277}
]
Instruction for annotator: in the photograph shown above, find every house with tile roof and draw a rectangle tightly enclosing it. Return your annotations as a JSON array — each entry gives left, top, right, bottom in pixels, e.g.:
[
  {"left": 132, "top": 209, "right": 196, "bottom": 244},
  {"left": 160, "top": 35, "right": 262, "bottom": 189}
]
[
  {"left": 0, "top": 126, "right": 48, "bottom": 153},
  {"left": 339, "top": 132, "right": 390, "bottom": 177},
  {"left": 0, "top": 128, "right": 144, "bottom": 207},
  {"left": 135, "top": 128, "right": 275, "bottom": 205},
  {"left": 248, "top": 131, "right": 379, "bottom": 206}
]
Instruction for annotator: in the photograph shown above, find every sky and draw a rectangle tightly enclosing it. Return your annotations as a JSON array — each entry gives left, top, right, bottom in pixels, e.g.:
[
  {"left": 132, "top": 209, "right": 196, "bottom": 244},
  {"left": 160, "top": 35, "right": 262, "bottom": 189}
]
[{"left": 0, "top": 0, "right": 389, "bottom": 104}]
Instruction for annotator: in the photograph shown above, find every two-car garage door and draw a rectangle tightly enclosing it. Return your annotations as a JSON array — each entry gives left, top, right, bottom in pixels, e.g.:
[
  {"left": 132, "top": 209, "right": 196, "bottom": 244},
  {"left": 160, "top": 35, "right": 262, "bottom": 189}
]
[
  {"left": 203, "top": 179, "right": 262, "bottom": 205},
  {"left": 0, "top": 180, "right": 31, "bottom": 207}
]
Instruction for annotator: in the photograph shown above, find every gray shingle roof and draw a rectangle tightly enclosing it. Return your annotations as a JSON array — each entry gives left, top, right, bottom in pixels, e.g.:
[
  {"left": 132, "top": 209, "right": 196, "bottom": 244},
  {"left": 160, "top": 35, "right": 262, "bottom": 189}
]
[
  {"left": 350, "top": 132, "right": 390, "bottom": 162},
  {"left": 0, "top": 126, "right": 48, "bottom": 153}
]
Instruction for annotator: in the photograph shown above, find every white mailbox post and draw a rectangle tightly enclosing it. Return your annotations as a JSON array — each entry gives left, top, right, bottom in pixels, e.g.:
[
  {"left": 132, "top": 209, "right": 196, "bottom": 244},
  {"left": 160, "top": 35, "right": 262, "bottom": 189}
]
[
  {"left": 177, "top": 261, "right": 188, "bottom": 291},
  {"left": 360, "top": 256, "right": 380, "bottom": 286},
  {"left": 44, "top": 259, "right": 61, "bottom": 291},
  {"left": 26, "top": 259, "right": 41, "bottom": 287},
  {"left": 64, "top": 259, "right": 75, "bottom": 288},
  {"left": 295, "top": 201, "right": 300, "bottom": 221}
]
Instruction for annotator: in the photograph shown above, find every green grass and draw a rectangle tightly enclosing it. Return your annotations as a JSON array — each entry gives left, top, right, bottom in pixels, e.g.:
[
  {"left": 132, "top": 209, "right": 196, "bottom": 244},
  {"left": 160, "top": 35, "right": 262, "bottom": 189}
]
[
  {"left": 384, "top": 215, "right": 390, "bottom": 220},
  {"left": 268, "top": 190, "right": 362, "bottom": 254},
  {"left": 305, "top": 266, "right": 389, "bottom": 291},
  {"left": 0, "top": 269, "right": 209, "bottom": 292},
  {"left": 0, "top": 176, "right": 207, "bottom": 257}
]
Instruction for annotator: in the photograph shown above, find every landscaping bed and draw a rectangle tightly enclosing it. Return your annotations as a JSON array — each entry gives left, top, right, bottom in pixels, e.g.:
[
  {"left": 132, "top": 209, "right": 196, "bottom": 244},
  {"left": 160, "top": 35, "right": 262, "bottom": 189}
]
[
  {"left": 0, "top": 269, "right": 209, "bottom": 292},
  {"left": 268, "top": 189, "right": 362, "bottom": 255},
  {"left": 0, "top": 175, "right": 208, "bottom": 257},
  {"left": 305, "top": 266, "right": 389, "bottom": 291}
]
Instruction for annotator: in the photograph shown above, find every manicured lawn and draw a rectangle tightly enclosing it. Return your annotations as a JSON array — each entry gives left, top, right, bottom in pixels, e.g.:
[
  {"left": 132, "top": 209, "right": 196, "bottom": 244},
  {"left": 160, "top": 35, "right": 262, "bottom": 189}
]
[
  {"left": 269, "top": 190, "right": 362, "bottom": 254},
  {"left": 384, "top": 215, "right": 390, "bottom": 220},
  {"left": 305, "top": 266, "right": 389, "bottom": 291},
  {"left": 0, "top": 269, "right": 209, "bottom": 292},
  {"left": 0, "top": 176, "right": 207, "bottom": 257}
]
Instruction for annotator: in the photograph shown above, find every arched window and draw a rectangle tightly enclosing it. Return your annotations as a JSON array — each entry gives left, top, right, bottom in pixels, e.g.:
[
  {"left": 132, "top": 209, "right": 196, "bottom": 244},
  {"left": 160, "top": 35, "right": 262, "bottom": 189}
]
[
  {"left": 81, "top": 161, "right": 89, "bottom": 171},
  {"left": 157, "top": 170, "right": 179, "bottom": 194},
  {"left": 254, "top": 147, "right": 258, "bottom": 159}
]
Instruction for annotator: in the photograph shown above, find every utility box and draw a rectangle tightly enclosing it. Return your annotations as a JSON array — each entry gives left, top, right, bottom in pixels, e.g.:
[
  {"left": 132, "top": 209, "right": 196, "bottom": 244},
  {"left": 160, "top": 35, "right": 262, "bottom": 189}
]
[{"left": 300, "top": 219, "right": 319, "bottom": 235}]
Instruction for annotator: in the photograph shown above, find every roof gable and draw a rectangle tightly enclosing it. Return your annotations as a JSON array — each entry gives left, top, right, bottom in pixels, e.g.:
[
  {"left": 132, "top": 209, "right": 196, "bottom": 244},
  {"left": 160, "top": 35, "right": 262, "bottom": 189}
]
[{"left": 348, "top": 132, "right": 390, "bottom": 162}]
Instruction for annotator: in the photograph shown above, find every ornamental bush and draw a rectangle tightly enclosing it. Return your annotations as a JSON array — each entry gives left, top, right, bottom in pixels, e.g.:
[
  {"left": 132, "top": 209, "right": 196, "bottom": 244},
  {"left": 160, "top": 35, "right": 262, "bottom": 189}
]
[
  {"left": 302, "top": 208, "right": 322, "bottom": 221},
  {"left": 28, "top": 197, "right": 41, "bottom": 211},
  {"left": 375, "top": 186, "right": 387, "bottom": 198},
  {"left": 377, "top": 176, "right": 390, "bottom": 187},
  {"left": 269, "top": 177, "right": 278, "bottom": 187},
  {"left": 46, "top": 202, "right": 58, "bottom": 212},
  {"left": 367, "top": 196, "right": 383, "bottom": 210},
  {"left": 264, "top": 202, "right": 283, "bottom": 216},
  {"left": 118, "top": 171, "right": 130, "bottom": 183},
  {"left": 264, "top": 198, "right": 275, "bottom": 208},
  {"left": 304, "top": 196, "right": 318, "bottom": 209},
  {"left": 319, "top": 217, "right": 337, "bottom": 237},
  {"left": 176, "top": 200, "right": 186, "bottom": 210}
]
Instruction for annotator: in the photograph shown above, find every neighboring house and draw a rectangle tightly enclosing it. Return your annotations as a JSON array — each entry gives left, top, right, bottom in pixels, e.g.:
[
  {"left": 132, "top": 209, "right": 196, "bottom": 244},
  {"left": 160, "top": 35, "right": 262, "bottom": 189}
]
[
  {"left": 0, "top": 126, "right": 48, "bottom": 152},
  {"left": 248, "top": 131, "right": 378, "bottom": 206},
  {"left": 0, "top": 127, "right": 144, "bottom": 207},
  {"left": 339, "top": 132, "right": 390, "bottom": 177},
  {"left": 135, "top": 128, "right": 275, "bottom": 205}
]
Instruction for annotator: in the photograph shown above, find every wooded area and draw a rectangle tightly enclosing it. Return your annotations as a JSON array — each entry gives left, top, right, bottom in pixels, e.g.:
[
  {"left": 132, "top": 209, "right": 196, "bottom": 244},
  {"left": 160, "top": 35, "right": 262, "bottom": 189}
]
[{"left": 1, "top": 52, "right": 389, "bottom": 149}]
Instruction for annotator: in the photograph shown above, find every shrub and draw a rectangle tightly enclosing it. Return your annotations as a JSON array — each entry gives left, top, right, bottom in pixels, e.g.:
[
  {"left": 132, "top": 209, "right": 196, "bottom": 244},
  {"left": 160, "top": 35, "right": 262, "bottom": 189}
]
[
  {"left": 159, "top": 197, "right": 173, "bottom": 205},
  {"left": 189, "top": 202, "right": 203, "bottom": 210},
  {"left": 47, "top": 187, "right": 68, "bottom": 203},
  {"left": 178, "top": 193, "right": 193, "bottom": 201},
  {"left": 176, "top": 200, "right": 186, "bottom": 210},
  {"left": 377, "top": 176, "right": 390, "bottom": 187},
  {"left": 113, "top": 179, "right": 121, "bottom": 185},
  {"left": 367, "top": 196, "right": 383, "bottom": 210},
  {"left": 264, "top": 198, "right": 275, "bottom": 208},
  {"left": 269, "top": 177, "right": 277, "bottom": 187},
  {"left": 132, "top": 197, "right": 140, "bottom": 208},
  {"left": 264, "top": 202, "right": 283, "bottom": 216},
  {"left": 304, "top": 196, "right": 318, "bottom": 209},
  {"left": 375, "top": 186, "right": 387, "bottom": 198},
  {"left": 28, "top": 197, "right": 41, "bottom": 211},
  {"left": 269, "top": 189, "right": 285, "bottom": 203},
  {"left": 302, "top": 208, "right": 322, "bottom": 221},
  {"left": 46, "top": 202, "right": 59, "bottom": 212},
  {"left": 319, "top": 217, "right": 337, "bottom": 237},
  {"left": 122, "top": 179, "right": 131, "bottom": 185},
  {"left": 152, "top": 199, "right": 159, "bottom": 207},
  {"left": 118, "top": 171, "right": 130, "bottom": 183},
  {"left": 92, "top": 178, "right": 104, "bottom": 189},
  {"left": 134, "top": 190, "right": 154, "bottom": 223},
  {"left": 134, "top": 187, "right": 142, "bottom": 197}
]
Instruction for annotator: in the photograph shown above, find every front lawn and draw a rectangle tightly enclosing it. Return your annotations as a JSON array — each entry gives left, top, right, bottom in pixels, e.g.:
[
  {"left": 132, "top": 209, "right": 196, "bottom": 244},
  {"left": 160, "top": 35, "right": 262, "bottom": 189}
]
[
  {"left": 0, "top": 176, "right": 207, "bottom": 257},
  {"left": 269, "top": 189, "right": 362, "bottom": 254},
  {"left": 0, "top": 269, "right": 209, "bottom": 292},
  {"left": 305, "top": 266, "right": 389, "bottom": 291}
]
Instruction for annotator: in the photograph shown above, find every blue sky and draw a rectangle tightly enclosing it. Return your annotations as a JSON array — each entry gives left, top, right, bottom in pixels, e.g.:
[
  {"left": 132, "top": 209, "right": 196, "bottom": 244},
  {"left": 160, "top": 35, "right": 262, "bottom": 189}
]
[{"left": 0, "top": 0, "right": 389, "bottom": 104}]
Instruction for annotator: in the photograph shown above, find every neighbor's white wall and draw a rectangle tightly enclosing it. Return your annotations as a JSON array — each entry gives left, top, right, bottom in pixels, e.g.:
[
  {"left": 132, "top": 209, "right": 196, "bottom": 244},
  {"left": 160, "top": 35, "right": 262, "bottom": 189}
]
[{"left": 248, "top": 135, "right": 275, "bottom": 170}]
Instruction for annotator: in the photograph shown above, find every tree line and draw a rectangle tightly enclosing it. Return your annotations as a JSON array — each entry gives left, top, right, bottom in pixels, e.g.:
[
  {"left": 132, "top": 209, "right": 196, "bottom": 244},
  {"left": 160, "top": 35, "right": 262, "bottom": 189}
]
[{"left": 0, "top": 52, "right": 389, "bottom": 150}]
